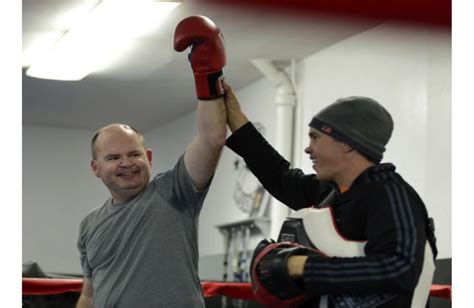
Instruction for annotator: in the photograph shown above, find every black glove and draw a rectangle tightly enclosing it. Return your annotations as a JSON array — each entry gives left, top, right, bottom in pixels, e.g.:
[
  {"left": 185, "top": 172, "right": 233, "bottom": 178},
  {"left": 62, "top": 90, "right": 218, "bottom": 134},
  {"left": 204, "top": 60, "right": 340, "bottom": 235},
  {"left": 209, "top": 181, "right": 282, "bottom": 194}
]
[{"left": 250, "top": 240, "right": 314, "bottom": 307}]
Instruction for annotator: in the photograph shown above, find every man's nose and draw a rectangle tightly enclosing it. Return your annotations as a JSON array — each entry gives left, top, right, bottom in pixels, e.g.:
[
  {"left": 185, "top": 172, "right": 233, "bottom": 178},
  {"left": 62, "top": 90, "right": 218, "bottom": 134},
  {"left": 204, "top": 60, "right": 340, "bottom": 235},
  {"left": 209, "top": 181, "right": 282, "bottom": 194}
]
[
  {"left": 304, "top": 146, "right": 311, "bottom": 154},
  {"left": 119, "top": 158, "right": 134, "bottom": 166}
]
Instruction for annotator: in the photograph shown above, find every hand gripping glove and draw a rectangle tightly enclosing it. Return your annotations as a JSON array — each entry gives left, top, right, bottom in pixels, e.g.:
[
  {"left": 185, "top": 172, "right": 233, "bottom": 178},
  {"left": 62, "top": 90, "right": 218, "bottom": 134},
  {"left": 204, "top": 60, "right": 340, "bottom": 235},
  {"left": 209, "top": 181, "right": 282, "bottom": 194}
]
[
  {"left": 173, "top": 15, "right": 226, "bottom": 100},
  {"left": 250, "top": 240, "right": 314, "bottom": 307}
]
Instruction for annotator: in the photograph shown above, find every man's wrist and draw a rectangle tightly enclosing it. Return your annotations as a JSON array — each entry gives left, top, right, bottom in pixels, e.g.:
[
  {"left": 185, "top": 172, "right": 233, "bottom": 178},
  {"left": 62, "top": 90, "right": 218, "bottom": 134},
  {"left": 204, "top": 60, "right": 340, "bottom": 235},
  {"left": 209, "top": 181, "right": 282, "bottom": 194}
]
[
  {"left": 198, "top": 96, "right": 224, "bottom": 104},
  {"left": 228, "top": 111, "right": 249, "bottom": 132},
  {"left": 287, "top": 255, "right": 308, "bottom": 278}
]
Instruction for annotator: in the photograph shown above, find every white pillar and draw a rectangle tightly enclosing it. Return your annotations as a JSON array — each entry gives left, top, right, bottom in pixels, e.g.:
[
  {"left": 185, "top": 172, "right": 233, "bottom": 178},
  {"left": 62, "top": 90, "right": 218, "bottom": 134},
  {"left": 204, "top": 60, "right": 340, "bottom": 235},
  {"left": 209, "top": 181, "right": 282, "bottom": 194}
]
[{"left": 251, "top": 59, "right": 297, "bottom": 239}]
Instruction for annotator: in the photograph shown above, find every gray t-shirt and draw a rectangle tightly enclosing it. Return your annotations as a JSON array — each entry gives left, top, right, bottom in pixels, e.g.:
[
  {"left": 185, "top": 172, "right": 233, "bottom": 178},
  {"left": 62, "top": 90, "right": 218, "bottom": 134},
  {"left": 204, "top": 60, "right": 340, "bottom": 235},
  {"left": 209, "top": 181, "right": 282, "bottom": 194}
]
[{"left": 78, "top": 155, "right": 208, "bottom": 307}]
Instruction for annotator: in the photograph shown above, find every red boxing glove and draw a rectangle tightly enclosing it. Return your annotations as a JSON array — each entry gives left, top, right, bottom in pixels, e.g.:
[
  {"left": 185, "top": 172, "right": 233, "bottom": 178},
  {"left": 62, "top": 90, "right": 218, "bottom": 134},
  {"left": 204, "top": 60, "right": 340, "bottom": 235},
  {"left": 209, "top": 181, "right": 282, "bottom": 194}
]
[{"left": 173, "top": 15, "right": 226, "bottom": 100}]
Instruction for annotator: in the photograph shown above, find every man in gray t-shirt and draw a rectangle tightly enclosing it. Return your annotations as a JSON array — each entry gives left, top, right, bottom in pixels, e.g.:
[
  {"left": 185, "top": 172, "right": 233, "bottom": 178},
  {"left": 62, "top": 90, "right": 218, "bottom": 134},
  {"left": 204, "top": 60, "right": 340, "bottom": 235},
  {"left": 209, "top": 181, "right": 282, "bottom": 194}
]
[
  {"left": 76, "top": 15, "right": 227, "bottom": 308},
  {"left": 78, "top": 155, "right": 212, "bottom": 307},
  {"left": 77, "top": 117, "right": 225, "bottom": 308}
]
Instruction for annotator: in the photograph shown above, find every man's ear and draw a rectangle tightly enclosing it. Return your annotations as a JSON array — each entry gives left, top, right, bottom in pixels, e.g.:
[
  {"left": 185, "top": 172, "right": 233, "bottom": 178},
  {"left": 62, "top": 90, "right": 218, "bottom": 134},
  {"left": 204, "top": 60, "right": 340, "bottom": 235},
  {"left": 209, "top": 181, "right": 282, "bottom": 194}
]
[
  {"left": 91, "top": 160, "right": 100, "bottom": 177},
  {"left": 146, "top": 148, "right": 153, "bottom": 165}
]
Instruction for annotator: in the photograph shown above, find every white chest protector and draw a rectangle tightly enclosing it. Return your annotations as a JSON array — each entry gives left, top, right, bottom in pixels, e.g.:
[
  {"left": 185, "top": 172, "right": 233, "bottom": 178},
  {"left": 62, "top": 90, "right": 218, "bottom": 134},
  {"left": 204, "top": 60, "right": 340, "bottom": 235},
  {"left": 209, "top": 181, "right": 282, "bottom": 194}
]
[{"left": 277, "top": 207, "right": 435, "bottom": 308}]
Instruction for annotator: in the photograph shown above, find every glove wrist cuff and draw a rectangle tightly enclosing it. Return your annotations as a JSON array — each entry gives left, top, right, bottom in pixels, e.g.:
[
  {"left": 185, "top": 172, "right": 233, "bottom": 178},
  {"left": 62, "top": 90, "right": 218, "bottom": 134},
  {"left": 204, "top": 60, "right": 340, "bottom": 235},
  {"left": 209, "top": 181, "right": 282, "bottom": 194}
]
[{"left": 193, "top": 70, "right": 225, "bottom": 100}]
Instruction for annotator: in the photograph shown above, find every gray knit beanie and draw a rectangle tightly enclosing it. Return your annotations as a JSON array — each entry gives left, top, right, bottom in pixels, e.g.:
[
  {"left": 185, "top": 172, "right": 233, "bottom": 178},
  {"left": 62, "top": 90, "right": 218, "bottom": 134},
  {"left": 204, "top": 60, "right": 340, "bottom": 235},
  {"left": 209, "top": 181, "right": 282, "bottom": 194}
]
[{"left": 309, "top": 96, "right": 394, "bottom": 163}]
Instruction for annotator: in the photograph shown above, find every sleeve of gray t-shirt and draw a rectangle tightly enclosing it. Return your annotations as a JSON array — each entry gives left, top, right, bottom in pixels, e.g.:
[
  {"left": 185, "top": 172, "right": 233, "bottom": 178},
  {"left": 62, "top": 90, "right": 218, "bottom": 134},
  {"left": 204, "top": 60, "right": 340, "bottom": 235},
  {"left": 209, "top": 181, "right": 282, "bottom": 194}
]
[
  {"left": 152, "top": 154, "right": 211, "bottom": 218},
  {"left": 77, "top": 219, "right": 93, "bottom": 278}
]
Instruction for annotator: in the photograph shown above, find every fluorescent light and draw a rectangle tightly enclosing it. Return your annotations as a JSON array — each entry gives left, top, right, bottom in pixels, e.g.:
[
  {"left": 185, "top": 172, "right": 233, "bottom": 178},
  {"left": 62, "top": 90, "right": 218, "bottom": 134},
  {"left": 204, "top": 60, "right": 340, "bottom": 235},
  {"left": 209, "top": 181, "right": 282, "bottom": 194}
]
[
  {"left": 22, "top": 31, "right": 63, "bottom": 67},
  {"left": 52, "top": 1, "right": 97, "bottom": 30},
  {"left": 26, "top": 0, "right": 181, "bottom": 81}
]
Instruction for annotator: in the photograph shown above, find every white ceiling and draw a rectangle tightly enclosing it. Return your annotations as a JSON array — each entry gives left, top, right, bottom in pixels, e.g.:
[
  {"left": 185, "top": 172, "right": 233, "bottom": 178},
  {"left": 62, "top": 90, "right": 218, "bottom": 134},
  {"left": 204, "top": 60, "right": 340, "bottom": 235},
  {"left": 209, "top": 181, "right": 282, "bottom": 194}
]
[{"left": 22, "top": 0, "right": 384, "bottom": 132}]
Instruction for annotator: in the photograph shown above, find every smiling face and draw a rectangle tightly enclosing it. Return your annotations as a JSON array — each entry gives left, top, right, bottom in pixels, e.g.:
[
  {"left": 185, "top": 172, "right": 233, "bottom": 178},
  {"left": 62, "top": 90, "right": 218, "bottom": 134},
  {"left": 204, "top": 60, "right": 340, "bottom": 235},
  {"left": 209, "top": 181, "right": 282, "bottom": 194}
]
[
  {"left": 91, "top": 124, "right": 152, "bottom": 204},
  {"left": 304, "top": 127, "right": 347, "bottom": 182}
]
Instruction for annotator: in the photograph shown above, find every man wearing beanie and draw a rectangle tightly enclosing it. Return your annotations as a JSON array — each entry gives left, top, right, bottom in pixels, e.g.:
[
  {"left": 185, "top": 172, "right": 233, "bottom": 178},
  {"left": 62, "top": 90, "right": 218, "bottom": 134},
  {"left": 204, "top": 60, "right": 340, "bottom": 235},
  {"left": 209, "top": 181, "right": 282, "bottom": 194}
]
[{"left": 223, "top": 82, "right": 437, "bottom": 308}]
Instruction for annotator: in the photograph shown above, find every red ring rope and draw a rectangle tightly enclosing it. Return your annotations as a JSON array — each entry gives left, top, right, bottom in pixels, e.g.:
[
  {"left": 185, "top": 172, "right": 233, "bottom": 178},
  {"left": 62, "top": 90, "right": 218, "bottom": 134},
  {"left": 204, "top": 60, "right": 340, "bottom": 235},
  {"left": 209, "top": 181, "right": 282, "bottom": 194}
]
[
  {"left": 196, "top": 0, "right": 451, "bottom": 27},
  {"left": 22, "top": 278, "right": 451, "bottom": 300}
]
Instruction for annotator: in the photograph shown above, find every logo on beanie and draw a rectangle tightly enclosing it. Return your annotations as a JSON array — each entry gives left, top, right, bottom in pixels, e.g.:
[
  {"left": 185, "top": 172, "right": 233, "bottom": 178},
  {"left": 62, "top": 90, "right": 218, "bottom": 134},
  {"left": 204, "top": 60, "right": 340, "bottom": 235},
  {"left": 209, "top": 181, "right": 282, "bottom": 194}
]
[{"left": 321, "top": 125, "right": 332, "bottom": 134}]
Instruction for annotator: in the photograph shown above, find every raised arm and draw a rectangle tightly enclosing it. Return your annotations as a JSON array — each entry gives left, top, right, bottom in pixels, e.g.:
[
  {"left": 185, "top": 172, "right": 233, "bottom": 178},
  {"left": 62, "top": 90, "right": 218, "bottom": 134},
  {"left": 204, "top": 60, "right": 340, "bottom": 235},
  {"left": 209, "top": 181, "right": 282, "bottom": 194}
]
[
  {"left": 174, "top": 16, "right": 227, "bottom": 190},
  {"left": 223, "top": 81, "right": 331, "bottom": 209},
  {"left": 184, "top": 98, "right": 226, "bottom": 190}
]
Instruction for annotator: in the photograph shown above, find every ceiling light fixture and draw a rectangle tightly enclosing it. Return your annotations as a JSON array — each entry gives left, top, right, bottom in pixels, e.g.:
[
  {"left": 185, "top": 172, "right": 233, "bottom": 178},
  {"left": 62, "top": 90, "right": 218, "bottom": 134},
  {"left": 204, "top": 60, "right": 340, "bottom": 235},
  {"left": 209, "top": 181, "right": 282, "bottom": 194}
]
[{"left": 26, "top": 0, "right": 181, "bottom": 81}]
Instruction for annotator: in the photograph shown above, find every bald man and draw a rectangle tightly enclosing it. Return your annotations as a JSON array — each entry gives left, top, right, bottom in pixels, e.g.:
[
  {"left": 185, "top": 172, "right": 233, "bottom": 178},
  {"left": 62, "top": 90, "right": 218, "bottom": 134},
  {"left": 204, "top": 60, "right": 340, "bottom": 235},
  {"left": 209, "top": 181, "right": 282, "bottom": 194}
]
[{"left": 76, "top": 96, "right": 226, "bottom": 307}]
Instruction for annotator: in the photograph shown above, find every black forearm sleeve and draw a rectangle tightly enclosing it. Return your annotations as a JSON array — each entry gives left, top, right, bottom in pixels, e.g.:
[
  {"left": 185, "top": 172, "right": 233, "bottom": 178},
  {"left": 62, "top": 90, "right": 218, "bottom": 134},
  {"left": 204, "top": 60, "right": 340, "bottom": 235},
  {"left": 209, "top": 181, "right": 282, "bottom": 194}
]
[{"left": 226, "top": 122, "right": 330, "bottom": 210}]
